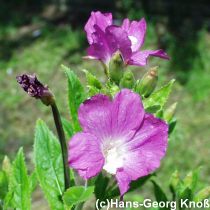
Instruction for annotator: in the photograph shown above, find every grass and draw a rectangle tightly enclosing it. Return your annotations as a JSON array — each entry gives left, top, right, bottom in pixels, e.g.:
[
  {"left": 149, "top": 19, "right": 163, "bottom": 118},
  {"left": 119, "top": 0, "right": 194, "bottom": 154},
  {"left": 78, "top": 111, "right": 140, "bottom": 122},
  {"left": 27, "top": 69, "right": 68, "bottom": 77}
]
[{"left": 0, "top": 20, "right": 210, "bottom": 209}]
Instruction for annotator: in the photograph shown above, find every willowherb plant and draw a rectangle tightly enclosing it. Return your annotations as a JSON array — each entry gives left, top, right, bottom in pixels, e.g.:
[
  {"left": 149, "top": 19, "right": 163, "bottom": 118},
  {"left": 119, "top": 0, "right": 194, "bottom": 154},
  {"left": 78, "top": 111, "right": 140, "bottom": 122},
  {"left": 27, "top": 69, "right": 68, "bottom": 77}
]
[{"left": 0, "top": 10, "right": 209, "bottom": 210}]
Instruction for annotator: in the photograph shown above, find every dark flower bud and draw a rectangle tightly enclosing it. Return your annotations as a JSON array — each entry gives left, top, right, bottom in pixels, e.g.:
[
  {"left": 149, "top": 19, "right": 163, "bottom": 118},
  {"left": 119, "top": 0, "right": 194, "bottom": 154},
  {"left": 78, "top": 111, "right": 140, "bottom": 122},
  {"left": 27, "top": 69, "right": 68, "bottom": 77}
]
[
  {"left": 135, "top": 66, "right": 158, "bottom": 97},
  {"left": 16, "top": 74, "right": 54, "bottom": 106}
]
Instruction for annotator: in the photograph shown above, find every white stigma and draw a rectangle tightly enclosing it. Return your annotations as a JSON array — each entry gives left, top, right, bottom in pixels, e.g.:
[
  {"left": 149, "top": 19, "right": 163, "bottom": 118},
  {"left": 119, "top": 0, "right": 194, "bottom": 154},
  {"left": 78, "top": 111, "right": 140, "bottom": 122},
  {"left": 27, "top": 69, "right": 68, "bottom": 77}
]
[{"left": 102, "top": 140, "right": 126, "bottom": 175}]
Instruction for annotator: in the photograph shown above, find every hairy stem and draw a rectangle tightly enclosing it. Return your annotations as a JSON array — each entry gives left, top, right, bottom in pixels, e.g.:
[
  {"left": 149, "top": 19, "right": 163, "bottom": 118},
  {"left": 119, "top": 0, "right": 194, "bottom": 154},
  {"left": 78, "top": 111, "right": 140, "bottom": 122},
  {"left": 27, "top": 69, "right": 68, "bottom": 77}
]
[{"left": 51, "top": 103, "right": 70, "bottom": 190}]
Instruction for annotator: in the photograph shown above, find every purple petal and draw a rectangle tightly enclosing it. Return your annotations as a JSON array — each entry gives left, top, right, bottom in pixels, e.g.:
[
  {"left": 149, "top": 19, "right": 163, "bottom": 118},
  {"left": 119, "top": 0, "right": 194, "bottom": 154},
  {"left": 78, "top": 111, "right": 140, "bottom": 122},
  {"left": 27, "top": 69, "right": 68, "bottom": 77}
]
[
  {"left": 84, "top": 11, "right": 112, "bottom": 44},
  {"left": 87, "top": 25, "right": 115, "bottom": 64},
  {"left": 68, "top": 132, "right": 105, "bottom": 179},
  {"left": 115, "top": 114, "right": 168, "bottom": 195},
  {"left": 105, "top": 25, "right": 132, "bottom": 62},
  {"left": 121, "top": 18, "right": 130, "bottom": 31},
  {"left": 116, "top": 168, "right": 131, "bottom": 196},
  {"left": 122, "top": 18, "right": 146, "bottom": 52},
  {"left": 111, "top": 89, "right": 145, "bottom": 140},
  {"left": 78, "top": 94, "right": 112, "bottom": 140},
  {"left": 87, "top": 25, "right": 132, "bottom": 64},
  {"left": 128, "top": 49, "right": 170, "bottom": 66}
]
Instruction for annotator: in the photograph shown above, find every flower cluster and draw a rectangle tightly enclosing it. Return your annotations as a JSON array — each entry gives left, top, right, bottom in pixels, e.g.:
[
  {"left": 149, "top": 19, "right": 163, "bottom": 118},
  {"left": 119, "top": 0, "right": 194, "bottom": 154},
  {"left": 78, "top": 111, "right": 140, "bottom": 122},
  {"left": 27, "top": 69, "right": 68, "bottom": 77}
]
[
  {"left": 68, "top": 89, "right": 168, "bottom": 195},
  {"left": 85, "top": 11, "right": 169, "bottom": 66}
]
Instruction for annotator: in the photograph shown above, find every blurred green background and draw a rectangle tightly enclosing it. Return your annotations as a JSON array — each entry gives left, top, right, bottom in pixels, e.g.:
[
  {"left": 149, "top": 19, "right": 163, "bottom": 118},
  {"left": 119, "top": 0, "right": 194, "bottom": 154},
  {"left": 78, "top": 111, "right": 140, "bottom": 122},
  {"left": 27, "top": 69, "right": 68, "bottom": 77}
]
[{"left": 0, "top": 0, "right": 210, "bottom": 209}]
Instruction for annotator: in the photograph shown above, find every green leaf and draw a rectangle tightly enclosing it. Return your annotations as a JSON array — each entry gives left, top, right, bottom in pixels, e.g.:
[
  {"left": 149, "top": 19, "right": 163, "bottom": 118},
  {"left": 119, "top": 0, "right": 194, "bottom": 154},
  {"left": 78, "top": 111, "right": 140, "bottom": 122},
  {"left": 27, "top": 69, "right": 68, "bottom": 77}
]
[
  {"left": 34, "top": 119, "right": 64, "bottom": 210},
  {"left": 29, "top": 171, "right": 37, "bottom": 192},
  {"left": 151, "top": 180, "right": 169, "bottom": 210},
  {"left": 61, "top": 117, "right": 74, "bottom": 139},
  {"left": 4, "top": 148, "right": 31, "bottom": 210},
  {"left": 62, "top": 65, "right": 86, "bottom": 131},
  {"left": 169, "top": 119, "right": 177, "bottom": 134},
  {"left": 145, "top": 105, "right": 161, "bottom": 114},
  {"left": 143, "top": 79, "right": 175, "bottom": 110},
  {"left": 0, "top": 171, "right": 8, "bottom": 200},
  {"left": 63, "top": 186, "right": 94, "bottom": 208},
  {"left": 178, "top": 187, "right": 192, "bottom": 202},
  {"left": 84, "top": 69, "right": 102, "bottom": 90},
  {"left": 95, "top": 173, "right": 110, "bottom": 200}
]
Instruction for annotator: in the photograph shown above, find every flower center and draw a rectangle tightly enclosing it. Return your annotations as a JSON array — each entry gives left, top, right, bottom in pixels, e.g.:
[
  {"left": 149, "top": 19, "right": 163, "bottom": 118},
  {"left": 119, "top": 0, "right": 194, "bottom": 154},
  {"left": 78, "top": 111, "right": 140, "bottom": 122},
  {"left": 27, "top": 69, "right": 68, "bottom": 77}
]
[
  {"left": 128, "top": 35, "right": 138, "bottom": 49},
  {"left": 102, "top": 141, "right": 126, "bottom": 175}
]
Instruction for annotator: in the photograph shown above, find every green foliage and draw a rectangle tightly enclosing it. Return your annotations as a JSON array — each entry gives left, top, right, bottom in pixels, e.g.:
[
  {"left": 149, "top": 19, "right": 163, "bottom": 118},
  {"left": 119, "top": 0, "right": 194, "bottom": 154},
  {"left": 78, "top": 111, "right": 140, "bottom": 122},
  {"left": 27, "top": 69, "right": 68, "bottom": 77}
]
[
  {"left": 143, "top": 79, "right": 175, "bottom": 111},
  {"left": 152, "top": 180, "right": 170, "bottom": 210},
  {"left": 34, "top": 119, "right": 65, "bottom": 210},
  {"left": 94, "top": 173, "right": 110, "bottom": 201},
  {"left": 62, "top": 118, "right": 74, "bottom": 139},
  {"left": 4, "top": 148, "right": 31, "bottom": 210},
  {"left": 0, "top": 171, "right": 8, "bottom": 201},
  {"left": 154, "top": 169, "right": 210, "bottom": 210},
  {"left": 84, "top": 69, "right": 102, "bottom": 96},
  {"left": 62, "top": 65, "right": 86, "bottom": 131},
  {"left": 63, "top": 186, "right": 94, "bottom": 209}
]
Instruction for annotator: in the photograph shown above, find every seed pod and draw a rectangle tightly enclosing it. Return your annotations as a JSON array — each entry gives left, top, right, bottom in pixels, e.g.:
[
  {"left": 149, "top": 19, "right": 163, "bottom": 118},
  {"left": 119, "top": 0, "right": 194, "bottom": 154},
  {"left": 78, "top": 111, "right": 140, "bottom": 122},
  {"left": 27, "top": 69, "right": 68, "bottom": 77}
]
[
  {"left": 120, "top": 70, "right": 135, "bottom": 89},
  {"left": 135, "top": 66, "right": 158, "bottom": 97}
]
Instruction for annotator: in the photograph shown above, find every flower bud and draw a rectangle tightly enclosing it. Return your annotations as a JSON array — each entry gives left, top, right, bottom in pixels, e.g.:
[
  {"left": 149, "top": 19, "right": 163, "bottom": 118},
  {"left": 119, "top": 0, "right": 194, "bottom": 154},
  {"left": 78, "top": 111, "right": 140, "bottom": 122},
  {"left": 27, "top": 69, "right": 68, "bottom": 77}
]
[
  {"left": 194, "top": 187, "right": 210, "bottom": 202},
  {"left": 164, "top": 102, "right": 177, "bottom": 122},
  {"left": 16, "top": 74, "right": 55, "bottom": 106},
  {"left": 109, "top": 52, "right": 124, "bottom": 84},
  {"left": 135, "top": 66, "right": 158, "bottom": 97},
  {"left": 170, "top": 170, "right": 180, "bottom": 192},
  {"left": 119, "top": 70, "right": 135, "bottom": 89}
]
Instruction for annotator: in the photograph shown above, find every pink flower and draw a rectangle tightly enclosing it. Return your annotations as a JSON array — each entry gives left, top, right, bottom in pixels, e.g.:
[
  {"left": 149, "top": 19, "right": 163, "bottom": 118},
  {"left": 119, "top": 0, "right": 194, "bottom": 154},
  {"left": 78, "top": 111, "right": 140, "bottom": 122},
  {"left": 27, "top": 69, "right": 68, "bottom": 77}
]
[
  {"left": 84, "top": 11, "right": 169, "bottom": 66},
  {"left": 68, "top": 89, "right": 168, "bottom": 195}
]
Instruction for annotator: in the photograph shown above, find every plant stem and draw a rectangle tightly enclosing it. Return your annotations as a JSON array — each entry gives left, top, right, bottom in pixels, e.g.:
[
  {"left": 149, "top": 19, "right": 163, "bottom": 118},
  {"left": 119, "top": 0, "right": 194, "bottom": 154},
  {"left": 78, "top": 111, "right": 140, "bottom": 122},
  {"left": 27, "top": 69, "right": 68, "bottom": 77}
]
[{"left": 51, "top": 103, "right": 70, "bottom": 190}]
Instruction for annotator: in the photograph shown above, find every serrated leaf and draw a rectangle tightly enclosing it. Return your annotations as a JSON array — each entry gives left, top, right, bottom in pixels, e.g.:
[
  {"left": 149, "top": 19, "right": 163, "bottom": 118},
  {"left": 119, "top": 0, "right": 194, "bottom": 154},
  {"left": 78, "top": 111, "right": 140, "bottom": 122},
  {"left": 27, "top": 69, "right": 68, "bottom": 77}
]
[
  {"left": 63, "top": 186, "right": 94, "bottom": 208},
  {"left": 84, "top": 69, "right": 102, "bottom": 90},
  {"left": 34, "top": 119, "right": 64, "bottom": 210},
  {"left": 151, "top": 181, "right": 169, "bottom": 210},
  {"left": 4, "top": 148, "right": 31, "bottom": 210},
  {"left": 143, "top": 79, "right": 175, "bottom": 110},
  {"left": 62, "top": 117, "right": 74, "bottom": 139},
  {"left": 62, "top": 65, "right": 86, "bottom": 131}
]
